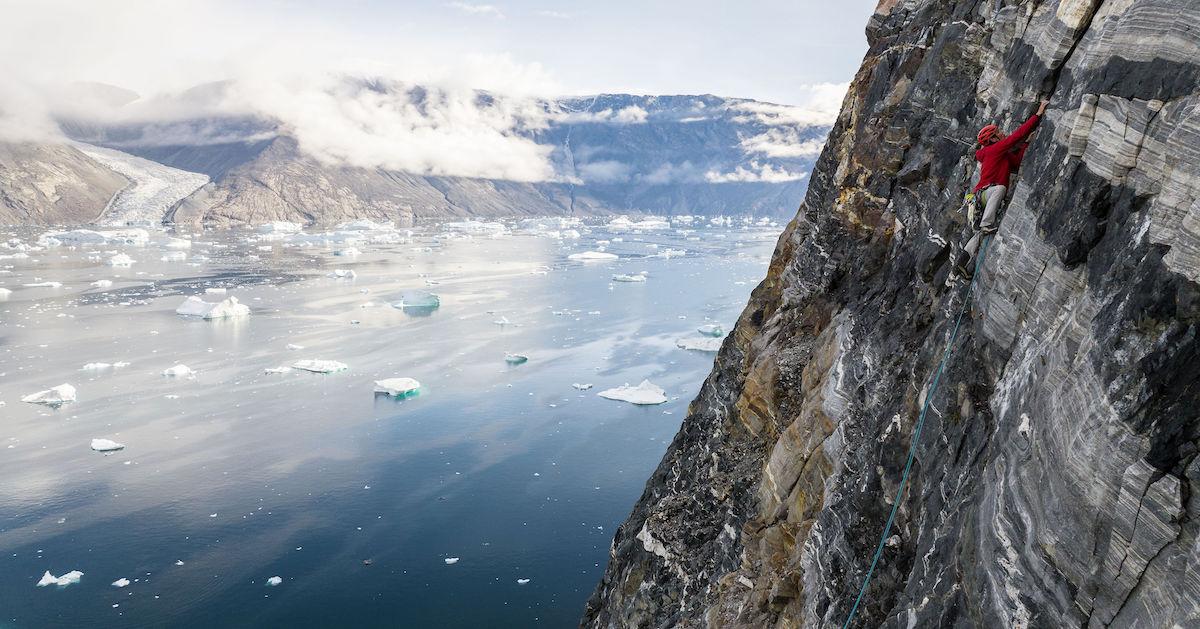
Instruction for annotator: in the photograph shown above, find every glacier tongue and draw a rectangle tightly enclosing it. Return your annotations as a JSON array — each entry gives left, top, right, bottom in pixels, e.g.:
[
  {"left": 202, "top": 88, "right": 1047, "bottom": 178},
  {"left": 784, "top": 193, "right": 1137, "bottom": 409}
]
[{"left": 75, "top": 143, "right": 208, "bottom": 225}]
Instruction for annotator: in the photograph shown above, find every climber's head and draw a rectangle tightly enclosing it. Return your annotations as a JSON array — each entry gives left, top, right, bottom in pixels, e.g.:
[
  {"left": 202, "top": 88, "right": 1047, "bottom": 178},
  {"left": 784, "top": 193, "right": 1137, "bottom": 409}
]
[{"left": 977, "top": 124, "right": 1003, "bottom": 145}]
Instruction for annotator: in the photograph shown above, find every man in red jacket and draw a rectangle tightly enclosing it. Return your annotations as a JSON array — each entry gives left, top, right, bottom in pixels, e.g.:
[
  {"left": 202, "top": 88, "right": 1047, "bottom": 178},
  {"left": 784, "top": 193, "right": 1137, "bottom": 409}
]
[{"left": 956, "top": 99, "right": 1049, "bottom": 276}]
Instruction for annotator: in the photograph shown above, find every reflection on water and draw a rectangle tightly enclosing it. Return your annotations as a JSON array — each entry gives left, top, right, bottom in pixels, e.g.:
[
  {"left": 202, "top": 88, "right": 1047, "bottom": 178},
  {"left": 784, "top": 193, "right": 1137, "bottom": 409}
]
[{"left": 0, "top": 221, "right": 778, "bottom": 627}]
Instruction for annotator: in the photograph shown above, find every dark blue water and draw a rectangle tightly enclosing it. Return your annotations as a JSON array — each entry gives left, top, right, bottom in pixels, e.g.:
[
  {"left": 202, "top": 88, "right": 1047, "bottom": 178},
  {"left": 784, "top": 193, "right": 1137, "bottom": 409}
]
[{"left": 0, "top": 220, "right": 778, "bottom": 627}]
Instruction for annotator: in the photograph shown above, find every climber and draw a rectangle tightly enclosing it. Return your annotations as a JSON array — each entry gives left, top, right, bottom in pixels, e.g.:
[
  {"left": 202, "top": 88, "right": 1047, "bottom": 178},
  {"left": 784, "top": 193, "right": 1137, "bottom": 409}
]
[{"left": 954, "top": 99, "right": 1050, "bottom": 276}]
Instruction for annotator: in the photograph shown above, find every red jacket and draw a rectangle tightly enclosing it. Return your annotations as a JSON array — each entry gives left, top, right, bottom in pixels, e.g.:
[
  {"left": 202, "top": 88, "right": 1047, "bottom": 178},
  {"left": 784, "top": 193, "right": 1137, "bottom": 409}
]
[{"left": 974, "top": 113, "right": 1040, "bottom": 192}]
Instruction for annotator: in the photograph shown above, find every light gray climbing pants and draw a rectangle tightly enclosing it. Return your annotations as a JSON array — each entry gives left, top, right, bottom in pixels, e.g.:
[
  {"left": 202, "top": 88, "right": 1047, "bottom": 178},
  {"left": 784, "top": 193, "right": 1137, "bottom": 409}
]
[{"left": 965, "top": 184, "right": 1006, "bottom": 260}]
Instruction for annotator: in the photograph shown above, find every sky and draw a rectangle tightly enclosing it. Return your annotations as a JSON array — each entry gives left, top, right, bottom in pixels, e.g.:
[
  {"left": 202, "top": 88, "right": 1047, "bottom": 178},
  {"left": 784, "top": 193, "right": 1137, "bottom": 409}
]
[
  {"left": 0, "top": 0, "right": 879, "bottom": 181},
  {"left": 0, "top": 0, "right": 877, "bottom": 105}
]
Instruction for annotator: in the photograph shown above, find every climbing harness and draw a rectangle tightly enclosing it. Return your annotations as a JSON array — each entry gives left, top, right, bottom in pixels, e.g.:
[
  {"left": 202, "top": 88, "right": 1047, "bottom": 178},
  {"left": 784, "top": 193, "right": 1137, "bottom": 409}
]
[{"left": 842, "top": 234, "right": 994, "bottom": 628}]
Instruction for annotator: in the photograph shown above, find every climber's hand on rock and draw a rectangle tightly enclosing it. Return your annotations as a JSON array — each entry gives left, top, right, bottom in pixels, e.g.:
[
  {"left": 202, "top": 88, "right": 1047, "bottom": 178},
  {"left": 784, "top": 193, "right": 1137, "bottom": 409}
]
[{"left": 1037, "top": 99, "right": 1050, "bottom": 116}]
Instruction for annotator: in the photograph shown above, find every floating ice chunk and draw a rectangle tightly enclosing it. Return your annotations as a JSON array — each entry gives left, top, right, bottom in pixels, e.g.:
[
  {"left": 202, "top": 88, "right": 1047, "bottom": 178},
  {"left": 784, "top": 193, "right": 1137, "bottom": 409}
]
[
  {"left": 572, "top": 383, "right": 593, "bottom": 390},
  {"left": 90, "top": 279, "right": 113, "bottom": 288},
  {"left": 392, "top": 291, "right": 440, "bottom": 315},
  {"left": 651, "top": 248, "right": 687, "bottom": 259},
  {"left": 292, "top": 359, "right": 348, "bottom": 373},
  {"left": 22, "top": 384, "right": 76, "bottom": 406},
  {"left": 676, "top": 337, "right": 722, "bottom": 352},
  {"left": 504, "top": 354, "right": 529, "bottom": 365},
  {"left": 174, "top": 560, "right": 185, "bottom": 566},
  {"left": 162, "top": 364, "right": 194, "bottom": 377},
  {"left": 40, "top": 229, "right": 150, "bottom": 247},
  {"left": 112, "top": 578, "right": 130, "bottom": 587},
  {"left": 37, "top": 570, "right": 83, "bottom": 587},
  {"left": 266, "top": 576, "right": 282, "bottom": 586},
  {"left": 568, "top": 251, "right": 618, "bottom": 261},
  {"left": 598, "top": 380, "right": 667, "bottom": 405},
  {"left": 328, "top": 269, "right": 357, "bottom": 279},
  {"left": 517, "top": 578, "right": 530, "bottom": 585},
  {"left": 334, "top": 247, "right": 361, "bottom": 257},
  {"left": 697, "top": 324, "right": 724, "bottom": 337},
  {"left": 264, "top": 366, "right": 292, "bottom": 374},
  {"left": 165, "top": 238, "right": 192, "bottom": 250},
  {"left": 160, "top": 251, "right": 187, "bottom": 262},
  {"left": 91, "top": 438, "right": 125, "bottom": 452},
  {"left": 0, "top": 287, "right": 10, "bottom": 299},
  {"left": 374, "top": 378, "right": 421, "bottom": 397},
  {"left": 612, "top": 273, "right": 647, "bottom": 283},
  {"left": 444, "top": 557, "right": 460, "bottom": 565},
  {"left": 257, "top": 221, "right": 304, "bottom": 234},
  {"left": 24, "top": 281, "right": 62, "bottom": 288},
  {"left": 205, "top": 287, "right": 227, "bottom": 295},
  {"left": 286, "top": 343, "right": 304, "bottom": 350},
  {"left": 175, "top": 296, "right": 250, "bottom": 319},
  {"left": 338, "top": 219, "right": 394, "bottom": 231},
  {"left": 82, "top": 362, "right": 112, "bottom": 370},
  {"left": 443, "top": 221, "right": 508, "bottom": 235},
  {"left": 108, "top": 253, "right": 135, "bottom": 266}
]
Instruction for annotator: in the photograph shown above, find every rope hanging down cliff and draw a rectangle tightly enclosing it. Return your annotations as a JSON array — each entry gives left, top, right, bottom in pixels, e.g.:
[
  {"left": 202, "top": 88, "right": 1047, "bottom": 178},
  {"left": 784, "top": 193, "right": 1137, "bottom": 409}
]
[{"left": 842, "top": 234, "right": 994, "bottom": 629}]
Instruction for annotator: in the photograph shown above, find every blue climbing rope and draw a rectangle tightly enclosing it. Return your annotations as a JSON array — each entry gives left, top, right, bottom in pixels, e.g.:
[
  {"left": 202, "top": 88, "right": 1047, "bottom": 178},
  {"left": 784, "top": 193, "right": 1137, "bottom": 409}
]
[{"left": 842, "top": 234, "right": 993, "bottom": 628}]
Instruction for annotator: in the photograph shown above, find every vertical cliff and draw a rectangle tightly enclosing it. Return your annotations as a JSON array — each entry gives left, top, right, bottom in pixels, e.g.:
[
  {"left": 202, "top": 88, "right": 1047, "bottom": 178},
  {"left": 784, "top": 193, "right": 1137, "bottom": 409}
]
[{"left": 584, "top": 0, "right": 1200, "bottom": 627}]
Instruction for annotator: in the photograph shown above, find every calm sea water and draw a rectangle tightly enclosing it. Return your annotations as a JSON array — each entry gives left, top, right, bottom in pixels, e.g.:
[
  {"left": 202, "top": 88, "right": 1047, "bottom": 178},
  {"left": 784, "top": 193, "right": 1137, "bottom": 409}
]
[{"left": 0, "top": 220, "right": 778, "bottom": 628}]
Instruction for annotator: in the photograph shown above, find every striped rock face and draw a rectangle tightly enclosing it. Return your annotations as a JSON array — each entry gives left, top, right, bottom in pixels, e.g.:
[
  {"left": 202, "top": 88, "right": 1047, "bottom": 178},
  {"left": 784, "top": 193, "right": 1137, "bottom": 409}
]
[{"left": 584, "top": 1, "right": 1200, "bottom": 628}]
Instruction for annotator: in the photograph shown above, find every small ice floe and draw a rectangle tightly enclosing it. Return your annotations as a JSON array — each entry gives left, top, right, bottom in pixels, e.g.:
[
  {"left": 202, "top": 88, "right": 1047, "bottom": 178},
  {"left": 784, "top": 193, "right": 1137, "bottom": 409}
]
[
  {"left": 91, "top": 438, "right": 125, "bottom": 452},
  {"left": 286, "top": 343, "right": 304, "bottom": 350},
  {"left": 598, "top": 380, "right": 667, "bottom": 405},
  {"left": 112, "top": 577, "right": 130, "bottom": 587},
  {"left": 517, "top": 578, "right": 531, "bottom": 585},
  {"left": 676, "top": 337, "right": 722, "bottom": 352},
  {"left": 174, "top": 560, "right": 185, "bottom": 566},
  {"left": 292, "top": 359, "right": 348, "bottom": 373},
  {"left": 612, "top": 272, "right": 647, "bottom": 283},
  {"left": 175, "top": 296, "right": 250, "bottom": 319},
  {"left": 697, "top": 324, "right": 724, "bottom": 337},
  {"left": 328, "top": 269, "right": 357, "bottom": 279},
  {"left": 0, "top": 287, "right": 11, "bottom": 299},
  {"left": 21, "top": 384, "right": 76, "bottom": 406},
  {"left": 24, "top": 281, "right": 62, "bottom": 288},
  {"left": 572, "top": 383, "right": 593, "bottom": 391},
  {"left": 444, "top": 557, "right": 460, "bottom": 565},
  {"left": 162, "top": 364, "right": 194, "bottom": 377},
  {"left": 266, "top": 576, "right": 282, "bottom": 586},
  {"left": 568, "top": 251, "right": 618, "bottom": 261},
  {"left": 257, "top": 221, "right": 304, "bottom": 234},
  {"left": 205, "top": 287, "right": 227, "bottom": 295},
  {"left": 164, "top": 237, "right": 192, "bottom": 250},
  {"left": 90, "top": 279, "right": 113, "bottom": 288},
  {"left": 392, "top": 291, "right": 440, "bottom": 315},
  {"left": 374, "top": 378, "right": 420, "bottom": 397},
  {"left": 108, "top": 253, "right": 135, "bottom": 266},
  {"left": 160, "top": 251, "right": 187, "bottom": 262},
  {"left": 82, "top": 362, "right": 112, "bottom": 370},
  {"left": 334, "top": 247, "right": 361, "bottom": 257},
  {"left": 264, "top": 366, "right": 292, "bottom": 374},
  {"left": 504, "top": 353, "right": 529, "bottom": 365},
  {"left": 37, "top": 570, "right": 83, "bottom": 587}
]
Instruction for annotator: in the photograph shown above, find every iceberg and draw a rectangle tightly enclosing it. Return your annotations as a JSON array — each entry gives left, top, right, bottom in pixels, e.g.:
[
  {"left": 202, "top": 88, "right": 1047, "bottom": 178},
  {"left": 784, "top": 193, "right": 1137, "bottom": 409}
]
[
  {"left": 266, "top": 576, "right": 282, "bottom": 586},
  {"left": 676, "top": 337, "right": 722, "bottom": 352},
  {"left": 568, "top": 251, "right": 618, "bottom": 261},
  {"left": 392, "top": 291, "right": 440, "bottom": 316},
  {"left": 612, "top": 273, "right": 647, "bottom": 283},
  {"left": 175, "top": 296, "right": 250, "bottom": 319},
  {"left": 257, "top": 221, "right": 304, "bottom": 234},
  {"left": 572, "top": 383, "right": 593, "bottom": 391},
  {"left": 598, "top": 380, "right": 667, "bottom": 405},
  {"left": 292, "top": 359, "right": 348, "bottom": 373},
  {"left": 39, "top": 229, "right": 150, "bottom": 247},
  {"left": 37, "top": 570, "right": 83, "bottom": 587},
  {"left": 328, "top": 269, "right": 357, "bottom": 279},
  {"left": 504, "top": 353, "right": 529, "bottom": 365},
  {"left": 444, "top": 557, "right": 460, "bottom": 565},
  {"left": 91, "top": 438, "right": 125, "bottom": 452},
  {"left": 0, "top": 287, "right": 10, "bottom": 299},
  {"left": 517, "top": 578, "right": 531, "bottom": 585},
  {"left": 90, "top": 279, "right": 113, "bottom": 288},
  {"left": 165, "top": 237, "right": 192, "bottom": 249},
  {"left": 697, "top": 324, "right": 724, "bottom": 337},
  {"left": 160, "top": 251, "right": 187, "bottom": 262},
  {"left": 112, "top": 578, "right": 130, "bottom": 587},
  {"left": 162, "top": 364, "right": 194, "bottom": 377},
  {"left": 374, "top": 378, "right": 421, "bottom": 397},
  {"left": 22, "top": 384, "right": 76, "bottom": 406}
]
